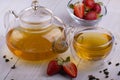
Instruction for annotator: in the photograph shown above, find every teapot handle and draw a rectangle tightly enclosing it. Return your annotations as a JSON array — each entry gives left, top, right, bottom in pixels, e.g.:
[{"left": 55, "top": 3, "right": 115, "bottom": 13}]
[{"left": 4, "top": 10, "right": 18, "bottom": 33}]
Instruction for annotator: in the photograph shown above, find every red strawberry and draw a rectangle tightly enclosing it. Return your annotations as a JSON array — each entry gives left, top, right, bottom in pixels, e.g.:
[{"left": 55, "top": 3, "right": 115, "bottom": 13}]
[
  {"left": 63, "top": 62, "right": 77, "bottom": 78},
  {"left": 84, "top": 11, "right": 97, "bottom": 20},
  {"left": 47, "top": 57, "right": 77, "bottom": 78},
  {"left": 82, "top": 0, "right": 95, "bottom": 9},
  {"left": 62, "top": 57, "right": 77, "bottom": 78},
  {"left": 47, "top": 59, "right": 62, "bottom": 76},
  {"left": 93, "top": 3, "right": 101, "bottom": 13},
  {"left": 74, "top": 3, "right": 84, "bottom": 19}
]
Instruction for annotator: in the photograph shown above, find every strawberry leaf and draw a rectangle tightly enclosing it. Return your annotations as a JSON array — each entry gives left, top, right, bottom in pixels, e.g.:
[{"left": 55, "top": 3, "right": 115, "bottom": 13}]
[
  {"left": 98, "top": 2, "right": 103, "bottom": 6},
  {"left": 65, "top": 56, "right": 70, "bottom": 62},
  {"left": 69, "top": 4, "right": 74, "bottom": 9},
  {"left": 99, "top": 14, "right": 103, "bottom": 17}
]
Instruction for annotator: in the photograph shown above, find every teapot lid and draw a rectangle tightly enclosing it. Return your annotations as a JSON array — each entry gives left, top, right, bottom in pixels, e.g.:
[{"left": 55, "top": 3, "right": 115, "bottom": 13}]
[{"left": 19, "top": 0, "right": 53, "bottom": 29}]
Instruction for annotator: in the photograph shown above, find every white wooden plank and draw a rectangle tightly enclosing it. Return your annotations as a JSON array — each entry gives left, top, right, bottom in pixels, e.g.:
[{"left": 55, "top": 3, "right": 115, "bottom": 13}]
[
  {"left": 107, "top": 0, "right": 120, "bottom": 13},
  {"left": 0, "top": 0, "right": 120, "bottom": 80},
  {"left": 4, "top": 60, "right": 71, "bottom": 80},
  {"left": 98, "top": 0, "right": 120, "bottom": 32},
  {"left": 0, "top": 0, "right": 15, "bottom": 35},
  {"left": 53, "top": 0, "right": 72, "bottom": 24},
  {"left": 0, "top": 1, "right": 21, "bottom": 79},
  {"left": 4, "top": 49, "right": 73, "bottom": 80},
  {"left": 39, "top": 0, "right": 62, "bottom": 11},
  {"left": 0, "top": 38, "right": 19, "bottom": 80}
]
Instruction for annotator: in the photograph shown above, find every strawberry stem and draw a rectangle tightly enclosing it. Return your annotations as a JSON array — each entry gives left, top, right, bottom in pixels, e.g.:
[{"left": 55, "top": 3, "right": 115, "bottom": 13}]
[
  {"left": 97, "top": 2, "right": 103, "bottom": 6},
  {"left": 56, "top": 56, "right": 71, "bottom": 65},
  {"left": 64, "top": 56, "right": 70, "bottom": 62}
]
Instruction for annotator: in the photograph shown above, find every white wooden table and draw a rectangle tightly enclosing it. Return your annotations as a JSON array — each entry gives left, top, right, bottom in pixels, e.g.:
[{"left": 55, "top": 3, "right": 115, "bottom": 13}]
[{"left": 0, "top": 0, "right": 120, "bottom": 80}]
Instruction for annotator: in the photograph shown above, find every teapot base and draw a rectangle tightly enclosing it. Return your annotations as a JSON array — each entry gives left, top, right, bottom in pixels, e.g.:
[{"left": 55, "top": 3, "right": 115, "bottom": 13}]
[{"left": 7, "top": 45, "right": 58, "bottom": 61}]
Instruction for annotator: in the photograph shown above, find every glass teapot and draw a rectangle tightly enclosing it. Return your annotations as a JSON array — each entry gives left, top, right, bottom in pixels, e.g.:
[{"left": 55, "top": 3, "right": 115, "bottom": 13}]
[{"left": 4, "top": 0, "right": 68, "bottom": 61}]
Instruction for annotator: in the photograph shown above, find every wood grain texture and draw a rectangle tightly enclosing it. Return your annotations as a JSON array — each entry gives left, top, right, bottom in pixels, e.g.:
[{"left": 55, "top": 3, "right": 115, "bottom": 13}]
[{"left": 0, "top": 0, "right": 120, "bottom": 80}]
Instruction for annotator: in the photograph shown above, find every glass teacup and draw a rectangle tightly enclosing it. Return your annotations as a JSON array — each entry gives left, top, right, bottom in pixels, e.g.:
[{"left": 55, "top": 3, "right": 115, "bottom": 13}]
[{"left": 71, "top": 27, "right": 114, "bottom": 67}]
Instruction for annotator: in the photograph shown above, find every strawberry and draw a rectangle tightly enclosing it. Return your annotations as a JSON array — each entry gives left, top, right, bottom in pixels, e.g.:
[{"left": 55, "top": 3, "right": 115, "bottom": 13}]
[
  {"left": 47, "top": 59, "right": 62, "bottom": 76},
  {"left": 63, "top": 62, "right": 77, "bottom": 78},
  {"left": 82, "top": 0, "right": 95, "bottom": 9},
  {"left": 84, "top": 11, "right": 97, "bottom": 20},
  {"left": 74, "top": 3, "right": 84, "bottom": 19},
  {"left": 62, "top": 57, "right": 77, "bottom": 78},
  {"left": 93, "top": 3, "right": 101, "bottom": 13},
  {"left": 47, "top": 57, "right": 77, "bottom": 78}
]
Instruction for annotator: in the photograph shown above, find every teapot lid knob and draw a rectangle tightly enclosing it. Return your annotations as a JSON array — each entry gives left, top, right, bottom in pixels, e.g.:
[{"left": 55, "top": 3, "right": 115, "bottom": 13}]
[{"left": 31, "top": 0, "right": 39, "bottom": 10}]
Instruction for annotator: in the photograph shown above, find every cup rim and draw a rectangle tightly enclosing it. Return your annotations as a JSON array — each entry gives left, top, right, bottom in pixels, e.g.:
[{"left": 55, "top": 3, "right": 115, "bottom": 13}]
[{"left": 73, "top": 27, "right": 114, "bottom": 49}]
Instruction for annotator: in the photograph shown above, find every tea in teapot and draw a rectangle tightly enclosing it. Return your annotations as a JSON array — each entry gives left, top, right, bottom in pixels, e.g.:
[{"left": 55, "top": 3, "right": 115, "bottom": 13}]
[{"left": 6, "top": 25, "right": 63, "bottom": 61}]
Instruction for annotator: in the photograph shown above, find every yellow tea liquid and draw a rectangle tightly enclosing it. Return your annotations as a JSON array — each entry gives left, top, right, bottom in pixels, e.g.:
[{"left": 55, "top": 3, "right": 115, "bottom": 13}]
[
  {"left": 6, "top": 24, "right": 63, "bottom": 61},
  {"left": 73, "top": 32, "right": 113, "bottom": 61}
]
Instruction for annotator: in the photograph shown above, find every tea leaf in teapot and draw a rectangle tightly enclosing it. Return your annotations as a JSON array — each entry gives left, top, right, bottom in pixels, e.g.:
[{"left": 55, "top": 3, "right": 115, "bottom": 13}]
[{"left": 52, "top": 38, "right": 68, "bottom": 53}]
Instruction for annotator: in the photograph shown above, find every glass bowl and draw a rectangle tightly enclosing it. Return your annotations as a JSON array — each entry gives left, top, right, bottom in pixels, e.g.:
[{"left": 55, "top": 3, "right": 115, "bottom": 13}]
[{"left": 67, "top": 0, "right": 107, "bottom": 26}]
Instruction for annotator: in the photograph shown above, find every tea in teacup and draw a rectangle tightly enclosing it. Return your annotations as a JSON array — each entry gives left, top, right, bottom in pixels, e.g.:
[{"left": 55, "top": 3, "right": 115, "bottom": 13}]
[{"left": 73, "top": 28, "right": 114, "bottom": 61}]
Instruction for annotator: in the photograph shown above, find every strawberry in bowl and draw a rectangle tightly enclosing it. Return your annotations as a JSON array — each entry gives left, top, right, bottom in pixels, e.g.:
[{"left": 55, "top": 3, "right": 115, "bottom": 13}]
[{"left": 67, "top": 0, "right": 107, "bottom": 26}]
